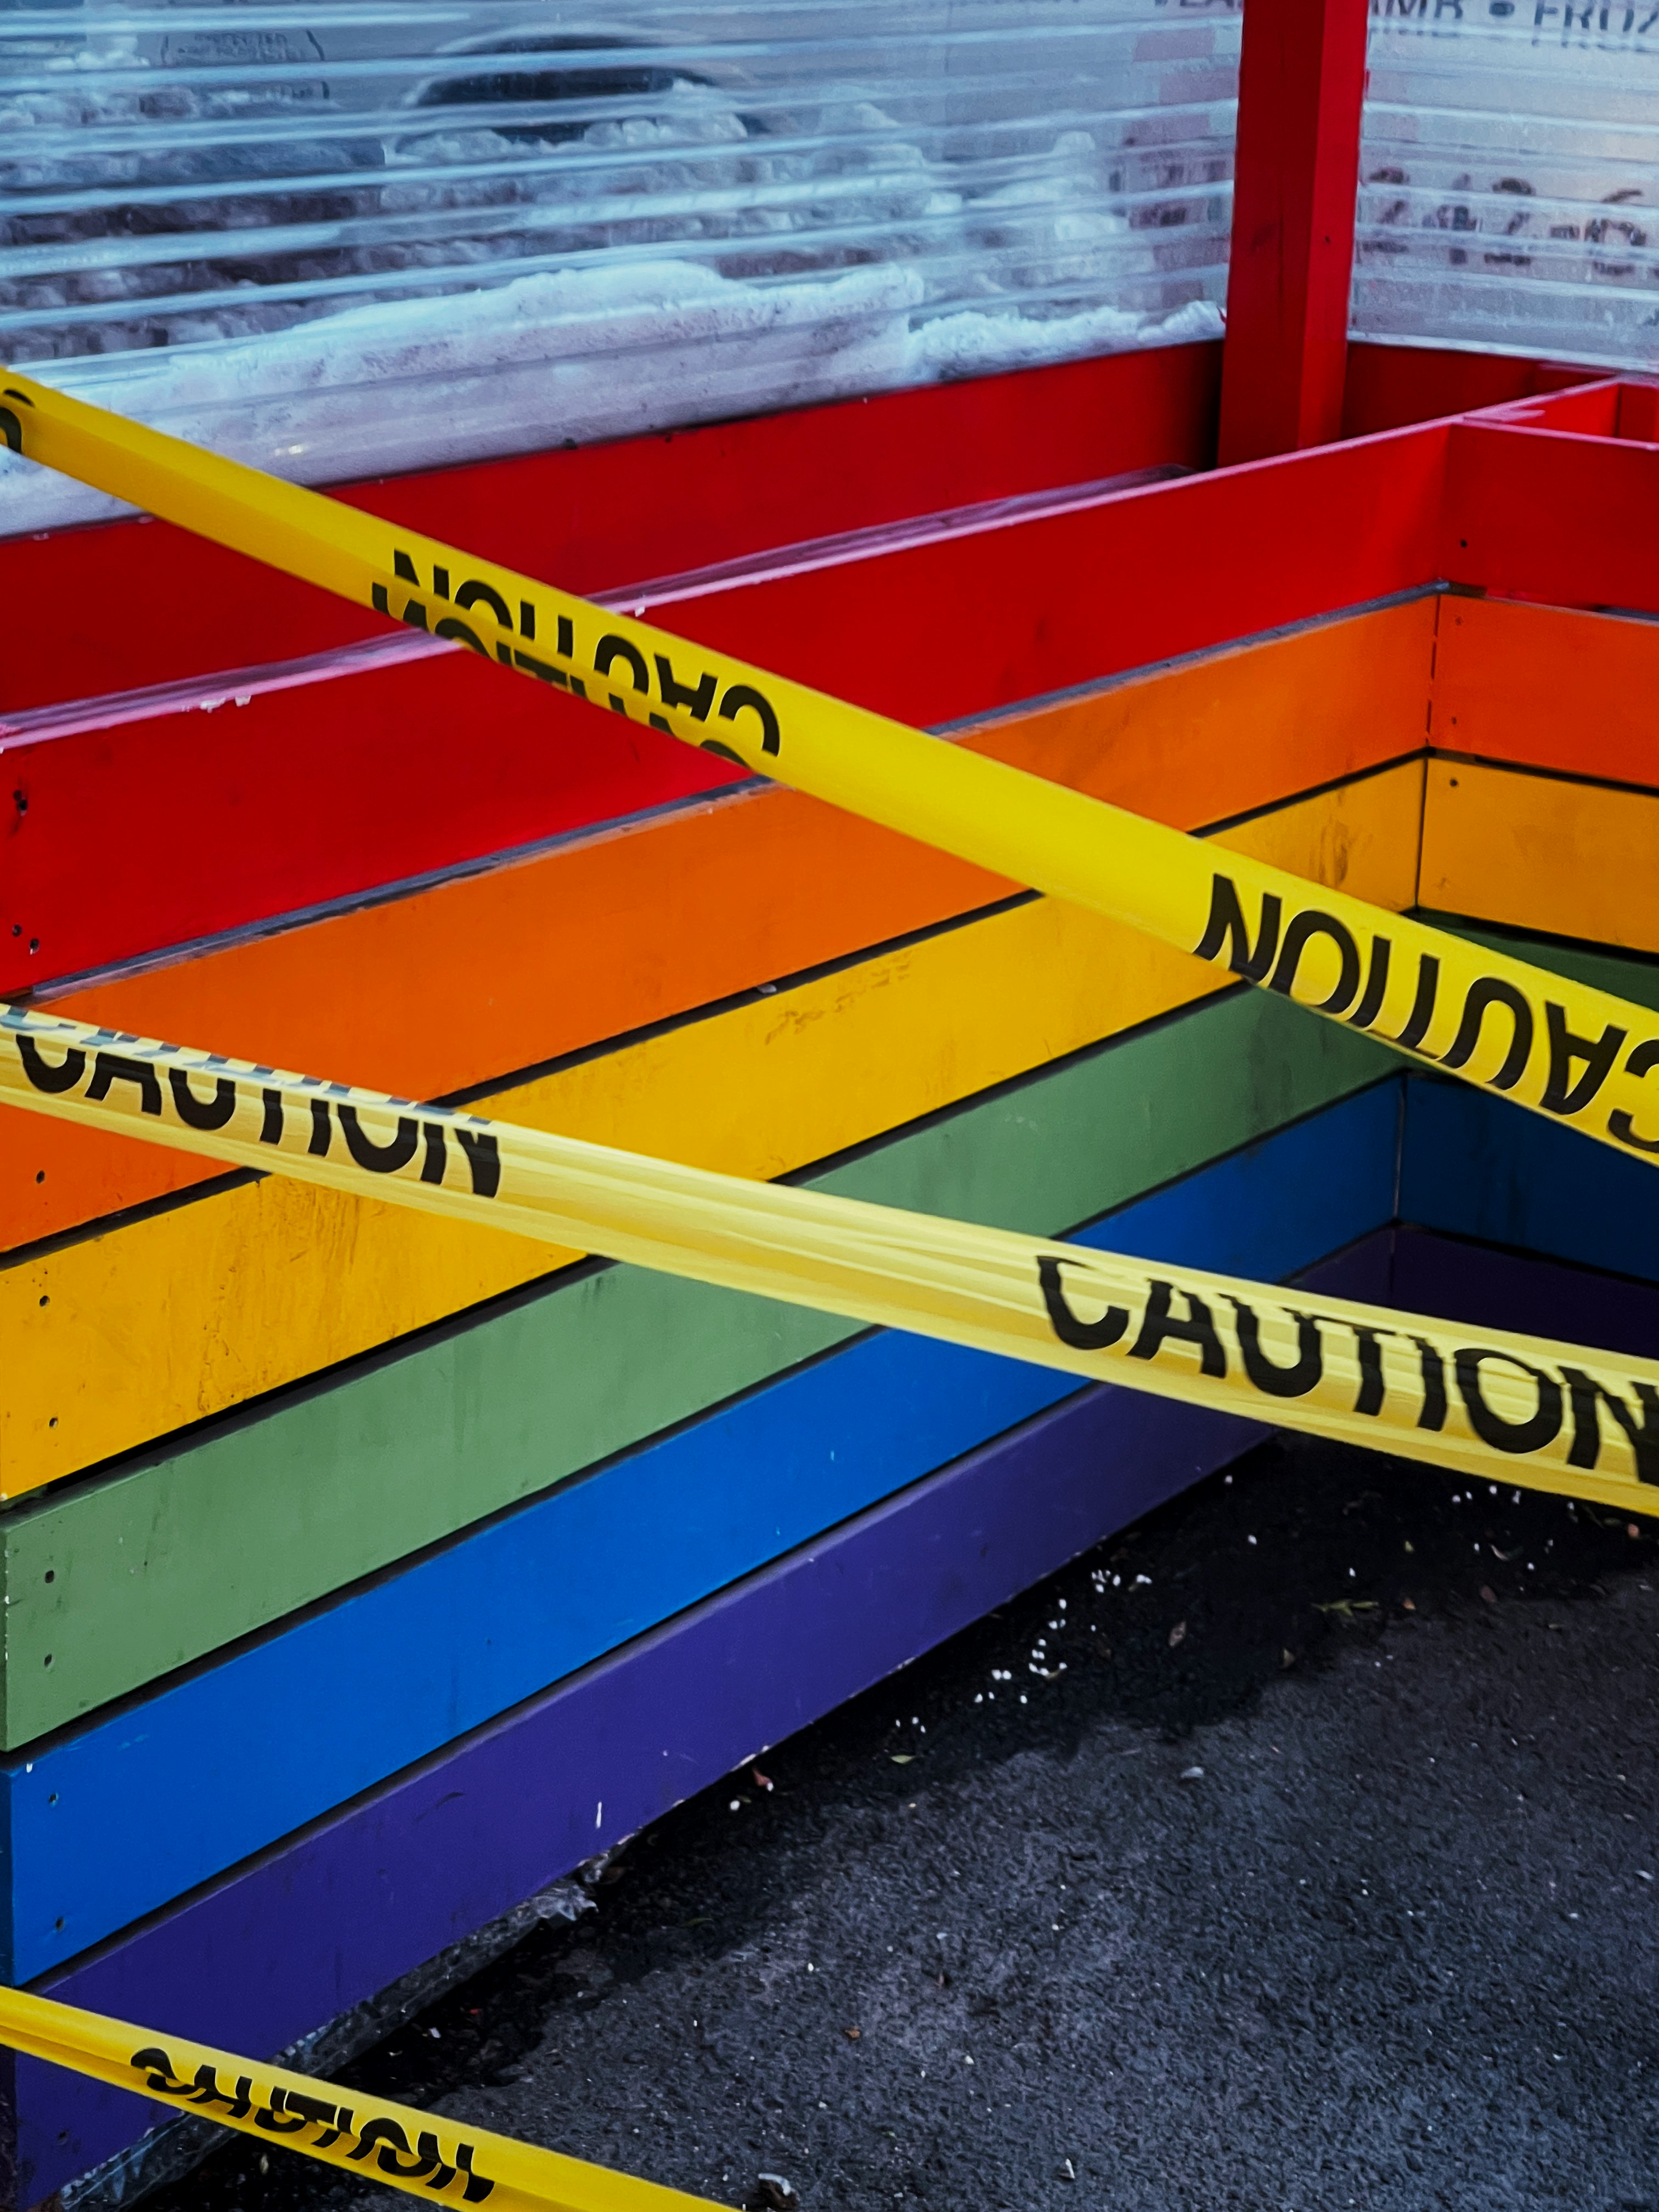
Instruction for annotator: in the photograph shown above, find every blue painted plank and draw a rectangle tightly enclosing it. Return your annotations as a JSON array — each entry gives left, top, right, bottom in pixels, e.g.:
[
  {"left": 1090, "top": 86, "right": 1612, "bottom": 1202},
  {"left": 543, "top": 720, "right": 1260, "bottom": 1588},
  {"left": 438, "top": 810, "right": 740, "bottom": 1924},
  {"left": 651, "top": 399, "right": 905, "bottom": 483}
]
[
  {"left": 1, "top": 1081, "right": 1403, "bottom": 1983},
  {"left": 1398, "top": 1077, "right": 1659, "bottom": 1289}
]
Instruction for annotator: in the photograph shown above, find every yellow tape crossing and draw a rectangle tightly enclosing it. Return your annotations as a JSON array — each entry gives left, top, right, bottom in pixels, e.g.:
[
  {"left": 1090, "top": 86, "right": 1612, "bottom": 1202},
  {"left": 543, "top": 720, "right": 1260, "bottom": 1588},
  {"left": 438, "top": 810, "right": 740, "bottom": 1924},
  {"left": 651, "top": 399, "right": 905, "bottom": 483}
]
[
  {"left": 7, "top": 369, "right": 1659, "bottom": 1167},
  {"left": 4, "top": 376, "right": 1655, "bottom": 2211},
  {"left": 3, "top": 998, "right": 1657, "bottom": 1505}
]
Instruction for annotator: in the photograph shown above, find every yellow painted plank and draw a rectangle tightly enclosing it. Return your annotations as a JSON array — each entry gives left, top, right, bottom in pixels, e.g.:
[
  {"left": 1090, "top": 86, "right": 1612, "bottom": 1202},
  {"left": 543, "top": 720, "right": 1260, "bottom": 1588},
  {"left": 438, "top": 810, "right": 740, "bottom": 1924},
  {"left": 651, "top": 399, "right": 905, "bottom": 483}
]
[
  {"left": 1, "top": 763, "right": 1424, "bottom": 1496},
  {"left": 1420, "top": 757, "right": 1659, "bottom": 956}
]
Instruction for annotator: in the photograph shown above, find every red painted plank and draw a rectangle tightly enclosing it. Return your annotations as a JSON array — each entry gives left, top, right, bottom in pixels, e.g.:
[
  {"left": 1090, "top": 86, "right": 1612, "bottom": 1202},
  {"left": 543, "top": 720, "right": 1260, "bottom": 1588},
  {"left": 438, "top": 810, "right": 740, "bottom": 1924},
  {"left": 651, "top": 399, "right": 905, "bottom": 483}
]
[
  {"left": 0, "top": 345, "right": 1220, "bottom": 718},
  {"left": 1217, "top": 0, "right": 1368, "bottom": 462},
  {"left": 0, "top": 663, "right": 737, "bottom": 995},
  {"left": 1341, "top": 343, "right": 1601, "bottom": 439},
  {"left": 1470, "top": 383, "right": 1626, "bottom": 437},
  {"left": 1, "top": 418, "right": 1446, "bottom": 991},
  {"left": 9, "top": 342, "right": 1639, "bottom": 1001},
  {"left": 654, "top": 421, "right": 1450, "bottom": 729},
  {"left": 1617, "top": 385, "right": 1659, "bottom": 444},
  {"left": 1443, "top": 420, "right": 1659, "bottom": 618}
]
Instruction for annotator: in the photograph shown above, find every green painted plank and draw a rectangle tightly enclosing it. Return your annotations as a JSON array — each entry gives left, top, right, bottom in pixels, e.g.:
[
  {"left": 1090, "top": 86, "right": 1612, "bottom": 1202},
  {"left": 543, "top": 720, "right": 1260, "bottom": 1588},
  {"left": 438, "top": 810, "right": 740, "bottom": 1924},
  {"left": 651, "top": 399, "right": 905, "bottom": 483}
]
[{"left": 0, "top": 988, "right": 1391, "bottom": 1745}]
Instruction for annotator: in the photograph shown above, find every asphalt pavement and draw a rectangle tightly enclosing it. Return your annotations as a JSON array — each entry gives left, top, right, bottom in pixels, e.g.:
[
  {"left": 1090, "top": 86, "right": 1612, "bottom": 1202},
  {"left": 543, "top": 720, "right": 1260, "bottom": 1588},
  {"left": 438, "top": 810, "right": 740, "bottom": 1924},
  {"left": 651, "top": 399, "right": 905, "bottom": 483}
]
[{"left": 153, "top": 1429, "right": 1659, "bottom": 2212}]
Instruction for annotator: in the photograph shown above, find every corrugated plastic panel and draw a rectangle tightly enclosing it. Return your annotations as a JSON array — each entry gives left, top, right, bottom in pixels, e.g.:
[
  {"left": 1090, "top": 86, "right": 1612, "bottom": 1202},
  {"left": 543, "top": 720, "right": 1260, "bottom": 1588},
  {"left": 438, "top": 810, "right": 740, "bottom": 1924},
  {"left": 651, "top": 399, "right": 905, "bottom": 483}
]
[
  {"left": 0, "top": 0, "right": 1235, "bottom": 531},
  {"left": 1355, "top": 1, "right": 1659, "bottom": 369}
]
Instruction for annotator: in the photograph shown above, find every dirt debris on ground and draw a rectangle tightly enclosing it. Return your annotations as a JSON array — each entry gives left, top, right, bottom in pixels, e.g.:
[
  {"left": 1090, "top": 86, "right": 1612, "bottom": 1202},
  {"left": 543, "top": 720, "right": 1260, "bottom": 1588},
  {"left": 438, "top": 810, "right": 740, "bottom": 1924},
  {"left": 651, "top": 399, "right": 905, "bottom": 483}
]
[{"left": 145, "top": 1431, "right": 1659, "bottom": 2212}]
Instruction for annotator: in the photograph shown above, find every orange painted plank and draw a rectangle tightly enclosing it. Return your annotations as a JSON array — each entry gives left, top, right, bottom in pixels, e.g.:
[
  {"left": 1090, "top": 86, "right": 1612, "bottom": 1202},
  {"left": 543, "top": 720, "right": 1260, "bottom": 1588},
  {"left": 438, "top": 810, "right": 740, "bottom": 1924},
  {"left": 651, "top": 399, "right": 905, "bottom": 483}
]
[
  {"left": 6, "top": 596, "right": 1434, "bottom": 1255},
  {"left": 1432, "top": 595, "right": 1659, "bottom": 788},
  {"left": 4, "top": 763, "right": 1424, "bottom": 1497},
  {"left": 969, "top": 591, "right": 1432, "bottom": 830}
]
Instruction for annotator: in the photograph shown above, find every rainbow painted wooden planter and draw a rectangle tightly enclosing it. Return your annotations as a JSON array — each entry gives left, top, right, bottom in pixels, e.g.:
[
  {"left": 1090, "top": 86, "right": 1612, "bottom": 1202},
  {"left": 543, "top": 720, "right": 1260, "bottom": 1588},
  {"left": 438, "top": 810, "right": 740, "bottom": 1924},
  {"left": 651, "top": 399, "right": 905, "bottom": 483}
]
[{"left": 4, "top": 345, "right": 1659, "bottom": 2203}]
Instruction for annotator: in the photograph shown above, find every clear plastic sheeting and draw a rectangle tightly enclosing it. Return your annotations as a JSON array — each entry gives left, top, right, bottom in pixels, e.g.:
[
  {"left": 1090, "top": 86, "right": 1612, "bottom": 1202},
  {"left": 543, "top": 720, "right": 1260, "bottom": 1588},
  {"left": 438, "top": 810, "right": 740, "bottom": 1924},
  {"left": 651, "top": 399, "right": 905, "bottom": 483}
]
[
  {"left": 1355, "top": 1, "right": 1659, "bottom": 368},
  {"left": 0, "top": 0, "right": 1237, "bottom": 533}
]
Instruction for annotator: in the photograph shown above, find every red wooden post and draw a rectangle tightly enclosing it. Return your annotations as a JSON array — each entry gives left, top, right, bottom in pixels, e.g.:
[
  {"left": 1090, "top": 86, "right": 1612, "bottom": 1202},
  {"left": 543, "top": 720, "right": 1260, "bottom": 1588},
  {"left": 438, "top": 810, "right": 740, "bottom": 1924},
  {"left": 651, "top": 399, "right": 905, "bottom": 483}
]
[{"left": 1218, "top": 0, "right": 1370, "bottom": 465}]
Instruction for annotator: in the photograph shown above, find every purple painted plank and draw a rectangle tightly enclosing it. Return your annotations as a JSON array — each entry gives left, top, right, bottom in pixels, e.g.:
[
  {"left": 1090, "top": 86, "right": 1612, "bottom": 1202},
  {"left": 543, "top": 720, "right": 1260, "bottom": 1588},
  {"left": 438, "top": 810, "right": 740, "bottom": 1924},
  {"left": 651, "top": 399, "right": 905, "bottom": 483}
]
[{"left": 1389, "top": 1227, "right": 1659, "bottom": 1362}]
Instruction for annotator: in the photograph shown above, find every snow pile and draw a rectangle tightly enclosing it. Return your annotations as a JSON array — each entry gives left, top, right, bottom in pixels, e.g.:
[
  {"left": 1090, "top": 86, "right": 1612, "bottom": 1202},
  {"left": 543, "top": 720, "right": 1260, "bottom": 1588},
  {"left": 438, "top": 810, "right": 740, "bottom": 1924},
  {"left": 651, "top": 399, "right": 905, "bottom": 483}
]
[
  {"left": 0, "top": 17, "right": 1233, "bottom": 533},
  {"left": 0, "top": 254, "right": 1221, "bottom": 534}
]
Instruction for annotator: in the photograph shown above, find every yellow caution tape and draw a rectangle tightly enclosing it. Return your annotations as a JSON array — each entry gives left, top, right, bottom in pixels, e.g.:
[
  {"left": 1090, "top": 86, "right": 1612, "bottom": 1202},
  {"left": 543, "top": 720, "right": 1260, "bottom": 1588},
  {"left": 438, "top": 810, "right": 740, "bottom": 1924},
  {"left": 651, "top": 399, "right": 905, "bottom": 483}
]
[
  {"left": 0, "top": 1983, "right": 715, "bottom": 2212},
  {"left": 4, "top": 1000, "right": 1657, "bottom": 1507},
  {"left": 8, "top": 369, "right": 1659, "bottom": 1169}
]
